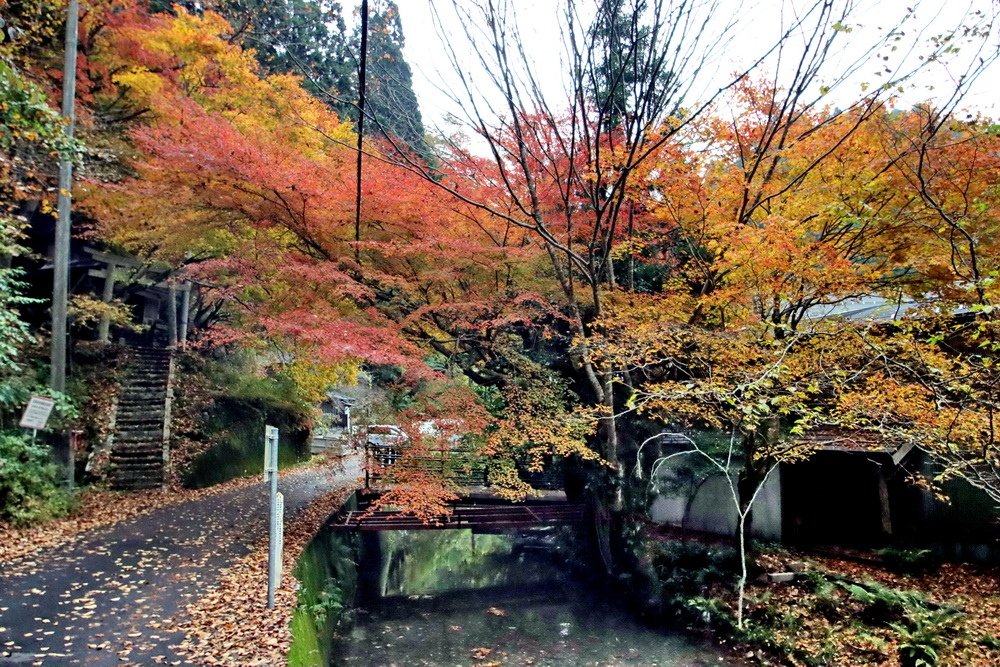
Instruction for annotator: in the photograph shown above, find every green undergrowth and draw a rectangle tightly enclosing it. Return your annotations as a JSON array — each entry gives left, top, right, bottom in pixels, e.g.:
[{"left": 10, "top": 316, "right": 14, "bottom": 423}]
[
  {"left": 287, "top": 519, "right": 360, "bottom": 667},
  {"left": 0, "top": 430, "right": 74, "bottom": 525},
  {"left": 634, "top": 536, "right": 990, "bottom": 666},
  {"left": 173, "top": 353, "right": 313, "bottom": 488}
]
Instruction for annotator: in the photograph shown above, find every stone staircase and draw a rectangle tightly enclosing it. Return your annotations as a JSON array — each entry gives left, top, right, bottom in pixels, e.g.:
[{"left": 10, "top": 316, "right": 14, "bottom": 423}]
[{"left": 107, "top": 347, "right": 174, "bottom": 490}]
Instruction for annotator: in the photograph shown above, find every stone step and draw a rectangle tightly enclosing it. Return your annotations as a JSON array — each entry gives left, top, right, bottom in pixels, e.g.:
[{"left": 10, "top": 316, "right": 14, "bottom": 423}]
[
  {"left": 116, "top": 424, "right": 164, "bottom": 435},
  {"left": 126, "top": 363, "right": 170, "bottom": 371},
  {"left": 125, "top": 367, "right": 169, "bottom": 376},
  {"left": 112, "top": 439, "right": 163, "bottom": 449},
  {"left": 108, "top": 474, "right": 164, "bottom": 490},
  {"left": 116, "top": 414, "right": 164, "bottom": 425},
  {"left": 119, "top": 389, "right": 167, "bottom": 398},
  {"left": 115, "top": 418, "right": 163, "bottom": 428},
  {"left": 115, "top": 416, "right": 165, "bottom": 426},
  {"left": 115, "top": 426, "right": 164, "bottom": 435},
  {"left": 116, "top": 410, "right": 165, "bottom": 420},
  {"left": 111, "top": 445, "right": 162, "bottom": 453},
  {"left": 109, "top": 467, "right": 163, "bottom": 477},
  {"left": 111, "top": 447, "right": 163, "bottom": 465},
  {"left": 109, "top": 459, "right": 164, "bottom": 470},
  {"left": 111, "top": 481, "right": 162, "bottom": 490},
  {"left": 117, "top": 401, "right": 165, "bottom": 410},
  {"left": 115, "top": 434, "right": 163, "bottom": 443},
  {"left": 115, "top": 424, "right": 163, "bottom": 434},
  {"left": 118, "top": 396, "right": 167, "bottom": 405},
  {"left": 129, "top": 348, "right": 171, "bottom": 357},
  {"left": 118, "top": 393, "right": 166, "bottom": 400},
  {"left": 114, "top": 433, "right": 163, "bottom": 443},
  {"left": 114, "top": 440, "right": 164, "bottom": 450},
  {"left": 115, "top": 413, "right": 165, "bottom": 423},
  {"left": 109, "top": 460, "right": 163, "bottom": 471},
  {"left": 125, "top": 366, "right": 169, "bottom": 374},
  {"left": 117, "top": 414, "right": 164, "bottom": 423},
  {"left": 117, "top": 401, "right": 166, "bottom": 411},
  {"left": 110, "top": 462, "right": 163, "bottom": 472},
  {"left": 126, "top": 359, "right": 170, "bottom": 368},
  {"left": 123, "top": 376, "right": 168, "bottom": 386},
  {"left": 112, "top": 453, "right": 162, "bottom": 461},
  {"left": 108, "top": 462, "right": 162, "bottom": 472}
]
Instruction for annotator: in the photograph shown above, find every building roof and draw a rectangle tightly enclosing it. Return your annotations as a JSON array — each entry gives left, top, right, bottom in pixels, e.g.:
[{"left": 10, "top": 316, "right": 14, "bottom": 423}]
[{"left": 798, "top": 428, "right": 916, "bottom": 465}]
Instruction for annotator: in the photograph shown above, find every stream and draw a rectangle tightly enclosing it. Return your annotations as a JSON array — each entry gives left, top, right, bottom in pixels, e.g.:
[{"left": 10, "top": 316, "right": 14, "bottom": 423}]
[{"left": 292, "top": 523, "right": 740, "bottom": 666}]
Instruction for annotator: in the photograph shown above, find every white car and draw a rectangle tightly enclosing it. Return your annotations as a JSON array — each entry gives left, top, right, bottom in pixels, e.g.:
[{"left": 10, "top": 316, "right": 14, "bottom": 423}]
[
  {"left": 364, "top": 425, "right": 407, "bottom": 466},
  {"left": 364, "top": 424, "right": 407, "bottom": 445}
]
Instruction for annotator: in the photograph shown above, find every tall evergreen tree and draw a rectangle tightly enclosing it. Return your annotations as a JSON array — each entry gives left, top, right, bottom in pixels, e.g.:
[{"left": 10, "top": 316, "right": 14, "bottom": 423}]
[
  {"left": 589, "top": 0, "right": 677, "bottom": 129},
  {"left": 361, "top": 0, "right": 427, "bottom": 156},
  {"left": 217, "top": 0, "right": 357, "bottom": 120}
]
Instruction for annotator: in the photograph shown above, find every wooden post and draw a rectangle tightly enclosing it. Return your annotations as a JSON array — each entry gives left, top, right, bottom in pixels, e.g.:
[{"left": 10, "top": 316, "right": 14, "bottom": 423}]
[
  {"left": 877, "top": 468, "right": 893, "bottom": 536},
  {"left": 167, "top": 283, "right": 178, "bottom": 349},
  {"left": 97, "top": 260, "right": 117, "bottom": 343},
  {"left": 50, "top": 0, "right": 80, "bottom": 491},
  {"left": 50, "top": 0, "right": 79, "bottom": 396}
]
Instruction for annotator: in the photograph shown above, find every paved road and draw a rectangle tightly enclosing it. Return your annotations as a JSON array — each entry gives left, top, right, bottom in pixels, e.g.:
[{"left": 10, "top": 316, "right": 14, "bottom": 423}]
[{"left": 0, "top": 458, "right": 360, "bottom": 666}]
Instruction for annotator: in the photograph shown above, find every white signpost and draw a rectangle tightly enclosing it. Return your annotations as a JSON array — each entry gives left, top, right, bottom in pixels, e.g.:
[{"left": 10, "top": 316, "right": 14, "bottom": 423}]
[
  {"left": 264, "top": 425, "right": 283, "bottom": 609},
  {"left": 20, "top": 395, "right": 56, "bottom": 443}
]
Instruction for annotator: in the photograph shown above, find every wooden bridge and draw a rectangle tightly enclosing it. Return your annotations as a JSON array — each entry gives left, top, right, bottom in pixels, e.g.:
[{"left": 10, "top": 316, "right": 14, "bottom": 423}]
[
  {"left": 329, "top": 500, "right": 586, "bottom": 531},
  {"left": 347, "top": 437, "right": 580, "bottom": 532}
]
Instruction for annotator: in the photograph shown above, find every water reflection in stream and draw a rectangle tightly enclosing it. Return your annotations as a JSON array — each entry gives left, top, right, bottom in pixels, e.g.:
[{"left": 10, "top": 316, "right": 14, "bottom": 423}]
[{"left": 332, "top": 529, "right": 736, "bottom": 667}]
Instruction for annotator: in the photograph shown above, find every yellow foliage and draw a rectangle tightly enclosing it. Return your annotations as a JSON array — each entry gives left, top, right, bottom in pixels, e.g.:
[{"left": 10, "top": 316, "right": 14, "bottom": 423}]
[{"left": 284, "top": 357, "right": 360, "bottom": 404}]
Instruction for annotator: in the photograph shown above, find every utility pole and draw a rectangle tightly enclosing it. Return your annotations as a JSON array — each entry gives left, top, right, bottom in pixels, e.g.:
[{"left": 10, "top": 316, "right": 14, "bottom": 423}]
[
  {"left": 353, "top": 0, "right": 368, "bottom": 265},
  {"left": 50, "top": 0, "right": 79, "bottom": 486},
  {"left": 51, "top": 0, "right": 79, "bottom": 392}
]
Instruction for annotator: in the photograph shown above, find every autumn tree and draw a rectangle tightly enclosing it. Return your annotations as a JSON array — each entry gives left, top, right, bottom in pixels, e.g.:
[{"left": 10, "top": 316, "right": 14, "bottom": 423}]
[
  {"left": 368, "top": 0, "right": 997, "bottom": 524},
  {"left": 69, "top": 4, "right": 600, "bottom": 509},
  {"left": 590, "top": 97, "right": 999, "bottom": 619},
  {"left": 831, "top": 98, "right": 1000, "bottom": 502},
  {"left": 829, "top": 317, "right": 1000, "bottom": 505}
]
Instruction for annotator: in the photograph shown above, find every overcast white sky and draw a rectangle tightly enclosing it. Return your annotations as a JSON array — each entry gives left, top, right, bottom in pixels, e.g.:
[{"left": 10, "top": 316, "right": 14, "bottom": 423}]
[{"left": 349, "top": 0, "right": 998, "bottom": 131}]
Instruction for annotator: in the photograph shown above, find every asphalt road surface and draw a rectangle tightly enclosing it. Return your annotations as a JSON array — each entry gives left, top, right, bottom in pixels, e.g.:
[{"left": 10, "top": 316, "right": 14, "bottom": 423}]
[{"left": 0, "top": 458, "right": 360, "bottom": 666}]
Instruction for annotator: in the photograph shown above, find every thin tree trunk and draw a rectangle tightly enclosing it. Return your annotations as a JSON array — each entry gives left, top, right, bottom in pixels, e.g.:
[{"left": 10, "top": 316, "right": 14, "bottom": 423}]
[{"left": 736, "top": 513, "right": 748, "bottom": 629}]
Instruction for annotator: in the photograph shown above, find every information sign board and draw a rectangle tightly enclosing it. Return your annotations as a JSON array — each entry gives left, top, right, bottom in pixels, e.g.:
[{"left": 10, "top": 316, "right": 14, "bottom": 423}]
[{"left": 19, "top": 396, "right": 56, "bottom": 430}]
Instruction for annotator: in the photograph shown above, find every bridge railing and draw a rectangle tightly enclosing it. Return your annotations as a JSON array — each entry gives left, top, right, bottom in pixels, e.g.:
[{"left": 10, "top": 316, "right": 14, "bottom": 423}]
[
  {"left": 364, "top": 441, "right": 564, "bottom": 490},
  {"left": 365, "top": 442, "right": 487, "bottom": 487}
]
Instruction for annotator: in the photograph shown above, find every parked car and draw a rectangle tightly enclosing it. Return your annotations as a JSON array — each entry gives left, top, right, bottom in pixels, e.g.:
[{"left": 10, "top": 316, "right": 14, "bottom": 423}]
[{"left": 365, "top": 424, "right": 407, "bottom": 466}]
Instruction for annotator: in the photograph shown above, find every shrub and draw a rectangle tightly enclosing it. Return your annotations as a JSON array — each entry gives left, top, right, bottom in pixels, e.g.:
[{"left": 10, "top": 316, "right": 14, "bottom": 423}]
[
  {"left": 892, "top": 608, "right": 965, "bottom": 667},
  {"left": 876, "top": 547, "right": 940, "bottom": 576},
  {"left": 0, "top": 430, "right": 73, "bottom": 525},
  {"left": 838, "top": 579, "right": 928, "bottom": 625},
  {"left": 647, "top": 539, "right": 740, "bottom": 627}
]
